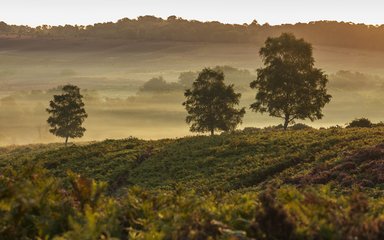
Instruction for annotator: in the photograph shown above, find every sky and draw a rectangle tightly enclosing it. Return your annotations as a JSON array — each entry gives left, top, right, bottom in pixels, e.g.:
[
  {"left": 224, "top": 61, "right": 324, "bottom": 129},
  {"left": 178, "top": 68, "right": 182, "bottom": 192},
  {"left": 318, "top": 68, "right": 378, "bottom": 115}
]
[{"left": 1, "top": 0, "right": 384, "bottom": 26}]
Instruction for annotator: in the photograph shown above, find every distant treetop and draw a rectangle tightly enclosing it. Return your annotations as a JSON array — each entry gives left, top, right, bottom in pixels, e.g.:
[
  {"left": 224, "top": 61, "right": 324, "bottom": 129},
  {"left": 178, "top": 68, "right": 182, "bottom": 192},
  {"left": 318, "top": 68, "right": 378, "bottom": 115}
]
[{"left": 1, "top": 17, "right": 384, "bottom": 50}]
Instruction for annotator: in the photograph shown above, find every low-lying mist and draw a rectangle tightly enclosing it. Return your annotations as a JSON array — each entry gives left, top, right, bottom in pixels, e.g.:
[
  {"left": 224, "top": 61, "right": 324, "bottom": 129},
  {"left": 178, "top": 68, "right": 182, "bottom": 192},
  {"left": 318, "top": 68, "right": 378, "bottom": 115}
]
[
  {"left": 1, "top": 67, "right": 384, "bottom": 146},
  {"left": 1, "top": 39, "right": 384, "bottom": 146}
]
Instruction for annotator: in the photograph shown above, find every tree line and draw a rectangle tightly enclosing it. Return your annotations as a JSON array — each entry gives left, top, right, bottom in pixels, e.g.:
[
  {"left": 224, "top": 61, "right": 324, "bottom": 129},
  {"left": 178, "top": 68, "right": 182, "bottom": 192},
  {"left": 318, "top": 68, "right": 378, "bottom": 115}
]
[
  {"left": 46, "top": 33, "right": 332, "bottom": 144},
  {"left": 2, "top": 16, "right": 384, "bottom": 50}
]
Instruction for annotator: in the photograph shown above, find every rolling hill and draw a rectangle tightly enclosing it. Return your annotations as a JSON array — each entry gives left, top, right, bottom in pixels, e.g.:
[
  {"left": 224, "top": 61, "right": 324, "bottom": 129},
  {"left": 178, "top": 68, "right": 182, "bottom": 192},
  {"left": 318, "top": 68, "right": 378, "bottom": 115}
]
[
  {"left": 2, "top": 127, "right": 384, "bottom": 193},
  {"left": 2, "top": 127, "right": 384, "bottom": 239}
]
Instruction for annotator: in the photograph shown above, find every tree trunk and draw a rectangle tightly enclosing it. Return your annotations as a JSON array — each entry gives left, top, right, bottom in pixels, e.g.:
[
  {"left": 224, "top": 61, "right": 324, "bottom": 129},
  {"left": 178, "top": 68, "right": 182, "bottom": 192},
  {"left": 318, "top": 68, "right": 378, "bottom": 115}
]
[
  {"left": 65, "top": 136, "right": 69, "bottom": 146},
  {"left": 210, "top": 129, "right": 214, "bottom": 136},
  {"left": 283, "top": 115, "right": 290, "bottom": 130}
]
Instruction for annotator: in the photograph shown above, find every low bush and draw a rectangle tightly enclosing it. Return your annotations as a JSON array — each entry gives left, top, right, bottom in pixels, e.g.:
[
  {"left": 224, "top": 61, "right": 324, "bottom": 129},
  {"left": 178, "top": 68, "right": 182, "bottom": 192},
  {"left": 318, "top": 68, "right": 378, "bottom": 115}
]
[{"left": 347, "top": 118, "right": 373, "bottom": 128}]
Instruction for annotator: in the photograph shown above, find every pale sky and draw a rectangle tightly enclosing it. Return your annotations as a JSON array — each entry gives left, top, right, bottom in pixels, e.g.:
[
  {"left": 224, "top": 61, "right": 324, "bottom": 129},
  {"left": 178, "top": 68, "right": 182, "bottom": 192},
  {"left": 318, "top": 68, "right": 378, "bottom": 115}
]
[{"left": 1, "top": 0, "right": 384, "bottom": 26}]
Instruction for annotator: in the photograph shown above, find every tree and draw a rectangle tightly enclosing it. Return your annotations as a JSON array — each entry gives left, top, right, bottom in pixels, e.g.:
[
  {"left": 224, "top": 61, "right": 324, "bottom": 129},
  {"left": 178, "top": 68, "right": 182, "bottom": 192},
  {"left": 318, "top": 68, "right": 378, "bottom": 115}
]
[
  {"left": 182, "top": 68, "right": 245, "bottom": 135},
  {"left": 250, "top": 33, "right": 331, "bottom": 130},
  {"left": 46, "top": 85, "right": 88, "bottom": 145},
  {"left": 139, "top": 76, "right": 183, "bottom": 93}
]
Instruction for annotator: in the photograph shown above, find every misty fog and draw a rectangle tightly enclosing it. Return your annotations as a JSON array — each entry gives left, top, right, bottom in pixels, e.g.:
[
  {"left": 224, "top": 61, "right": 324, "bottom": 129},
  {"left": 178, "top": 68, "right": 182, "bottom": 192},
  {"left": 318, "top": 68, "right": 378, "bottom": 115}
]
[{"left": 1, "top": 39, "right": 384, "bottom": 145}]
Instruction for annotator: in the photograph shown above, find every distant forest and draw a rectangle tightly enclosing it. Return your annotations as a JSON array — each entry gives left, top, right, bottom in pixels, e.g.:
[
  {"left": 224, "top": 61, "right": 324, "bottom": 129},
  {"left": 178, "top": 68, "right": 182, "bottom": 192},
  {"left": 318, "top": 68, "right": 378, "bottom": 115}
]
[{"left": 1, "top": 16, "right": 384, "bottom": 50}]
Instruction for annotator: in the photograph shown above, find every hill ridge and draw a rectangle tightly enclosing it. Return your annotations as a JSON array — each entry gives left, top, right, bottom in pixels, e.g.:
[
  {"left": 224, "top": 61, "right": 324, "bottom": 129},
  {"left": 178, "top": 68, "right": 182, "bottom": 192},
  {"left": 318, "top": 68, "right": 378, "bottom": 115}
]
[
  {"left": 2, "top": 16, "right": 384, "bottom": 50},
  {"left": 2, "top": 127, "right": 384, "bottom": 194}
]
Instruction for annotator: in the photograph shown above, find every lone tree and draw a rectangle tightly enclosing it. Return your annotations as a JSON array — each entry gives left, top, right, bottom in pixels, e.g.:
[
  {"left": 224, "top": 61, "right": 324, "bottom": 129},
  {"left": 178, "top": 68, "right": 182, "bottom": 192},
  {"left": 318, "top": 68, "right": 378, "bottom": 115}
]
[
  {"left": 183, "top": 68, "right": 245, "bottom": 135},
  {"left": 46, "top": 85, "right": 88, "bottom": 145},
  {"left": 250, "top": 33, "right": 331, "bottom": 130}
]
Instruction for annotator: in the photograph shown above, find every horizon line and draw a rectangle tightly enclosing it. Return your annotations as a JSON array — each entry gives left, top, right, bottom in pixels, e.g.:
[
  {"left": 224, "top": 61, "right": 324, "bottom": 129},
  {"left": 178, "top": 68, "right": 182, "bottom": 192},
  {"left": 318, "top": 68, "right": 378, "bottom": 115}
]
[{"left": 1, "top": 15, "right": 384, "bottom": 28}]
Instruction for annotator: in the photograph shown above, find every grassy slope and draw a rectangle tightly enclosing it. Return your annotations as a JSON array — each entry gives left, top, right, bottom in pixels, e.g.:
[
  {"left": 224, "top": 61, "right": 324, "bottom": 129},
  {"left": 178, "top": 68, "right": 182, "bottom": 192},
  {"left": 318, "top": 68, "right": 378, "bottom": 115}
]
[{"left": 1, "top": 127, "right": 384, "bottom": 195}]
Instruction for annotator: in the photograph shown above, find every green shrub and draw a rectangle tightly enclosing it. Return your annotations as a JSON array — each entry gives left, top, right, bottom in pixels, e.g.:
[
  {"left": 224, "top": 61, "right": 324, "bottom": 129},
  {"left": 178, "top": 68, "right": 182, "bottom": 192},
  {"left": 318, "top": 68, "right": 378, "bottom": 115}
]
[
  {"left": 347, "top": 118, "right": 373, "bottom": 128},
  {"left": 290, "top": 123, "right": 313, "bottom": 130},
  {"left": 0, "top": 165, "right": 121, "bottom": 239}
]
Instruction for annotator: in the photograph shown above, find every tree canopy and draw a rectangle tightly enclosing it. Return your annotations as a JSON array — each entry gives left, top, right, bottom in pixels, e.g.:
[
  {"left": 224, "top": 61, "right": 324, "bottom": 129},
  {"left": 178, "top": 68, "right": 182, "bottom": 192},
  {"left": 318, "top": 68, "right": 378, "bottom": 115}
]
[
  {"left": 3, "top": 18, "right": 384, "bottom": 51},
  {"left": 183, "top": 68, "right": 245, "bottom": 135},
  {"left": 250, "top": 33, "right": 331, "bottom": 130},
  {"left": 138, "top": 76, "right": 183, "bottom": 93},
  {"left": 178, "top": 66, "right": 255, "bottom": 89},
  {"left": 46, "top": 84, "right": 88, "bottom": 145}
]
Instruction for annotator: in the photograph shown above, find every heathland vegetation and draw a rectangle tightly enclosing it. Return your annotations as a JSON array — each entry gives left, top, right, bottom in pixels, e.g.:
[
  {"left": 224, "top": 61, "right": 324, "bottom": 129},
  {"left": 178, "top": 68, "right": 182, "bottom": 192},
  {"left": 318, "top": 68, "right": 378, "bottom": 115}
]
[{"left": 2, "top": 127, "right": 384, "bottom": 239}]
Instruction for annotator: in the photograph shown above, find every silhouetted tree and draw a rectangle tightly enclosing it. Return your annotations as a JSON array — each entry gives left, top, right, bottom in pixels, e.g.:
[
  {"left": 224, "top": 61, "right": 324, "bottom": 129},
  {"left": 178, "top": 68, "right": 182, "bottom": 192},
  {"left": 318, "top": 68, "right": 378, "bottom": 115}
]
[
  {"left": 178, "top": 66, "right": 256, "bottom": 89},
  {"left": 46, "top": 85, "right": 88, "bottom": 145},
  {"left": 139, "top": 76, "right": 183, "bottom": 93},
  {"left": 250, "top": 33, "right": 331, "bottom": 130},
  {"left": 178, "top": 71, "right": 197, "bottom": 88},
  {"left": 183, "top": 68, "right": 245, "bottom": 135}
]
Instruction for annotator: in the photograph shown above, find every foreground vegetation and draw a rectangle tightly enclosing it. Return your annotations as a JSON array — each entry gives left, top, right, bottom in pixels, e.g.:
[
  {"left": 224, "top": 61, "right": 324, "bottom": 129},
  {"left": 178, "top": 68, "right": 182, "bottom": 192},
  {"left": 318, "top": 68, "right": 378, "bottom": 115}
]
[{"left": 1, "top": 127, "right": 384, "bottom": 239}]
